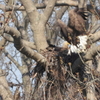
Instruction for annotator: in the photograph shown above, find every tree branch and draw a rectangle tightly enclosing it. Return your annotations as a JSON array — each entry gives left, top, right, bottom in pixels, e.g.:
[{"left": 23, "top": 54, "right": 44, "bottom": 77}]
[
  {"left": 72, "top": 43, "right": 100, "bottom": 70},
  {"left": 89, "top": 24, "right": 100, "bottom": 34},
  {"left": 88, "top": 31, "right": 100, "bottom": 43},
  {"left": 20, "top": 0, "right": 48, "bottom": 51},
  {"left": 84, "top": 43, "right": 100, "bottom": 61},
  {"left": 0, "top": 69, "right": 13, "bottom": 100},
  {"left": 20, "top": 0, "right": 39, "bottom": 24},
  {"left": 46, "top": 6, "right": 69, "bottom": 45},
  {"left": 42, "top": 0, "right": 57, "bottom": 24},
  {"left": 0, "top": 0, "right": 78, "bottom": 11},
  {"left": 5, "top": 50, "right": 21, "bottom": 68},
  {"left": 3, "top": 26, "right": 45, "bottom": 62}
]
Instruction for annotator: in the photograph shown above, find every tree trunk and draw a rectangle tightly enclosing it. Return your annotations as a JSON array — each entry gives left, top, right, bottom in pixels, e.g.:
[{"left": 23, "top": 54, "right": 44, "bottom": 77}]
[{"left": 32, "top": 23, "right": 48, "bottom": 51}]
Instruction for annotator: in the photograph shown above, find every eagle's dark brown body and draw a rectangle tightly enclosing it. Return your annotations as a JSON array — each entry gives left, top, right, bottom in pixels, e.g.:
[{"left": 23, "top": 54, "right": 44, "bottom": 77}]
[
  {"left": 69, "top": 8, "right": 86, "bottom": 36},
  {"left": 58, "top": 8, "right": 88, "bottom": 45}
]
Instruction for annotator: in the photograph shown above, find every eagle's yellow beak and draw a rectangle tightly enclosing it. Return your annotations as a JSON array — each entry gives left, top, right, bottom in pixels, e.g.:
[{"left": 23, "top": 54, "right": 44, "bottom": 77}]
[{"left": 63, "top": 41, "right": 70, "bottom": 49}]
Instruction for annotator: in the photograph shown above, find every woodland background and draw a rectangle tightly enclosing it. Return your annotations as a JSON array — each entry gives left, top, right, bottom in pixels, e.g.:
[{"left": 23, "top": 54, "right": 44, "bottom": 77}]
[{"left": 0, "top": 0, "right": 100, "bottom": 100}]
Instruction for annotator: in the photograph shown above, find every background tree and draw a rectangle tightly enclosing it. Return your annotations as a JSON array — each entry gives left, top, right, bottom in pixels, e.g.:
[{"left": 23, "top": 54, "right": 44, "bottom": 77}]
[{"left": 0, "top": 0, "right": 100, "bottom": 100}]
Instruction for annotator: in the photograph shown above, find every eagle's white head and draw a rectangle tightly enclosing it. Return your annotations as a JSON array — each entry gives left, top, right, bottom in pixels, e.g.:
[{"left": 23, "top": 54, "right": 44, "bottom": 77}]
[{"left": 63, "top": 35, "right": 88, "bottom": 55}]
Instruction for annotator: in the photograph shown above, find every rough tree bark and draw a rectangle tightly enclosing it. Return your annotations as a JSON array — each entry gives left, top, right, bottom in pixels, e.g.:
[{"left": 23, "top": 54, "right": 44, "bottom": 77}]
[
  {"left": 0, "top": 0, "right": 100, "bottom": 100},
  {"left": 0, "top": 69, "right": 13, "bottom": 100}
]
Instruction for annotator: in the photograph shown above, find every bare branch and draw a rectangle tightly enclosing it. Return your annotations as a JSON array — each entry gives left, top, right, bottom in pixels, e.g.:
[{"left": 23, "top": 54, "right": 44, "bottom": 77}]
[
  {"left": 0, "top": 69, "right": 13, "bottom": 100},
  {"left": 20, "top": 0, "right": 39, "bottom": 24},
  {"left": 43, "top": 0, "right": 57, "bottom": 24},
  {"left": 56, "top": 6, "right": 69, "bottom": 19},
  {"left": 13, "top": 87, "right": 20, "bottom": 100},
  {"left": 0, "top": 0, "right": 78, "bottom": 11},
  {"left": 22, "top": 40, "right": 36, "bottom": 50},
  {"left": 89, "top": 24, "right": 100, "bottom": 34},
  {"left": 89, "top": 31, "right": 100, "bottom": 43},
  {"left": 0, "top": 38, "right": 6, "bottom": 48},
  {"left": 78, "top": 0, "right": 87, "bottom": 9},
  {"left": 46, "top": 6, "right": 69, "bottom": 45},
  {"left": 84, "top": 43, "right": 100, "bottom": 60},
  {"left": 86, "top": 83, "right": 97, "bottom": 100},
  {"left": 5, "top": 50, "right": 21, "bottom": 68},
  {"left": 3, "top": 26, "right": 45, "bottom": 62}
]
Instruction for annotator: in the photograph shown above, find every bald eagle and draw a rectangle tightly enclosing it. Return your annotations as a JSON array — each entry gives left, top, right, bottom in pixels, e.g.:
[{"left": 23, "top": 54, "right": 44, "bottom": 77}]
[{"left": 58, "top": 8, "right": 88, "bottom": 45}]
